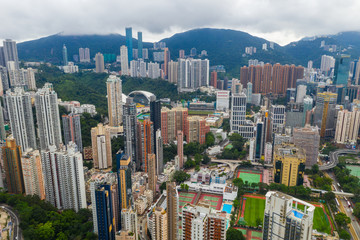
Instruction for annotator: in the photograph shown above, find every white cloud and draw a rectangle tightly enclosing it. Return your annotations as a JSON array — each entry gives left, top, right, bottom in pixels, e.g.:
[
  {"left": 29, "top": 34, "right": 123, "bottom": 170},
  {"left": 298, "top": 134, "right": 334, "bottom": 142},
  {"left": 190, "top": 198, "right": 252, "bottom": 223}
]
[{"left": 1, "top": 0, "right": 360, "bottom": 45}]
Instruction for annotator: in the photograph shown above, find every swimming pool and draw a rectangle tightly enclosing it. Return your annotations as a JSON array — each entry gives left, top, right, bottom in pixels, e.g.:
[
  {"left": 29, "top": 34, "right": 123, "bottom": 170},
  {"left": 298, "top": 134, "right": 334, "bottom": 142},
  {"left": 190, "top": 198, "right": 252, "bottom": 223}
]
[{"left": 222, "top": 204, "right": 233, "bottom": 214}]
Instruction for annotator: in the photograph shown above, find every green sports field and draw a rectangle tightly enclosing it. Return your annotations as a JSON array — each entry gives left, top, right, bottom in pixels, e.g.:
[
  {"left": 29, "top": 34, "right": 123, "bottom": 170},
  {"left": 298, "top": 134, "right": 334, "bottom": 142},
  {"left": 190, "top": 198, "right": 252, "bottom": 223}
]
[
  {"left": 313, "top": 207, "right": 332, "bottom": 234},
  {"left": 346, "top": 165, "right": 360, "bottom": 178},
  {"left": 243, "top": 198, "right": 265, "bottom": 227},
  {"left": 238, "top": 172, "right": 261, "bottom": 184}
]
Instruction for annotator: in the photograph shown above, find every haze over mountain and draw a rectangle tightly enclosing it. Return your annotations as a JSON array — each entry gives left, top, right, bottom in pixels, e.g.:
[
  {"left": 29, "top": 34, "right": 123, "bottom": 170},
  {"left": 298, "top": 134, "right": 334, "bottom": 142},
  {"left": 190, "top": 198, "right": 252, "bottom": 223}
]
[{"left": 17, "top": 28, "right": 360, "bottom": 76}]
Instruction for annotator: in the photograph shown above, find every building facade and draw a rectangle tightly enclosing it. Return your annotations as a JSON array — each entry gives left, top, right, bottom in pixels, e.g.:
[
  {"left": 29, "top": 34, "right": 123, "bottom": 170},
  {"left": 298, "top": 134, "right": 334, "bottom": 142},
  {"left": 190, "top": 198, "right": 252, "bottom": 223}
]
[{"left": 107, "top": 75, "right": 123, "bottom": 126}]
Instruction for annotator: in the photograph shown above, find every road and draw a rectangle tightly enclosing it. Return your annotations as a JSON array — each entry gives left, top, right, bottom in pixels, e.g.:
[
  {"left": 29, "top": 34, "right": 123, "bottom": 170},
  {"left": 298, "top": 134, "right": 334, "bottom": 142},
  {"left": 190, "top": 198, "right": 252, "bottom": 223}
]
[
  {"left": 328, "top": 171, "right": 360, "bottom": 239},
  {"left": 0, "top": 204, "right": 21, "bottom": 240},
  {"left": 319, "top": 149, "right": 360, "bottom": 171}
]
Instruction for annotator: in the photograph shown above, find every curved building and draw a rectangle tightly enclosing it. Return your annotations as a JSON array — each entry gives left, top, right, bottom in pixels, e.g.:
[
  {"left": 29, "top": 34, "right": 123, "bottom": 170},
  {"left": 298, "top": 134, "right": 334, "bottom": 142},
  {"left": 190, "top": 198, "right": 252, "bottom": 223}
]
[{"left": 128, "top": 90, "right": 156, "bottom": 106}]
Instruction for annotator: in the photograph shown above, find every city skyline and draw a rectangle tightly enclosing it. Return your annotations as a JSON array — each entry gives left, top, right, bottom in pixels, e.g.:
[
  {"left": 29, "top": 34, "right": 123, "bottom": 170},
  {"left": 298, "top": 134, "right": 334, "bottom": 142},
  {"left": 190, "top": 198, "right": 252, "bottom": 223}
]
[{"left": 1, "top": 0, "right": 360, "bottom": 45}]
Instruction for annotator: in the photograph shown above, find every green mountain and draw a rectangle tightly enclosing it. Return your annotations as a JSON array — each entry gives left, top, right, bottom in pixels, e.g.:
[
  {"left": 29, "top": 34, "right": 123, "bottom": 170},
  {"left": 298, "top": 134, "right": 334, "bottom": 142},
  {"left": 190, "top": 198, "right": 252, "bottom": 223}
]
[
  {"left": 17, "top": 33, "right": 152, "bottom": 64},
  {"left": 17, "top": 29, "right": 360, "bottom": 77}
]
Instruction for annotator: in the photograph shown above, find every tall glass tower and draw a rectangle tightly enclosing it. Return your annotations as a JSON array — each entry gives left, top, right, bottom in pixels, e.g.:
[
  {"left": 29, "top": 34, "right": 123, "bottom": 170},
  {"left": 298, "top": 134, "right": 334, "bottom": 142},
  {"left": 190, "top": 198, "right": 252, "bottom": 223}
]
[
  {"left": 138, "top": 32, "right": 143, "bottom": 59},
  {"left": 126, "top": 27, "right": 133, "bottom": 62},
  {"left": 334, "top": 54, "right": 350, "bottom": 86},
  {"left": 62, "top": 44, "right": 68, "bottom": 66}
]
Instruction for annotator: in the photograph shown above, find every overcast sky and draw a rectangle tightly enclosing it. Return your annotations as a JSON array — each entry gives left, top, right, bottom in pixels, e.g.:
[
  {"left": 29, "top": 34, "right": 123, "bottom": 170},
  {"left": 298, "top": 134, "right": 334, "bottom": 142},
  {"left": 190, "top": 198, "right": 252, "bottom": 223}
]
[{"left": 1, "top": 0, "right": 360, "bottom": 45}]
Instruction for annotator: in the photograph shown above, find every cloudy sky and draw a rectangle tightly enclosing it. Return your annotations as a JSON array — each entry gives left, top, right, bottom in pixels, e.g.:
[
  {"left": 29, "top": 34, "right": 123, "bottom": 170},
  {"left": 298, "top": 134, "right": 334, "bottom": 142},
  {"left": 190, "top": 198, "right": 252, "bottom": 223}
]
[{"left": 1, "top": 0, "right": 360, "bottom": 45}]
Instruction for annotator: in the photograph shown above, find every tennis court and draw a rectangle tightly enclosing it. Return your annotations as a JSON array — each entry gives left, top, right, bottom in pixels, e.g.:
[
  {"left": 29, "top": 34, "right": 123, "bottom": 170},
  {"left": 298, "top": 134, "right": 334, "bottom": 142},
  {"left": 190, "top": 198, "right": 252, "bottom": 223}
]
[
  {"left": 198, "top": 193, "right": 223, "bottom": 210},
  {"left": 237, "top": 169, "right": 262, "bottom": 183},
  {"left": 178, "top": 191, "right": 197, "bottom": 208}
]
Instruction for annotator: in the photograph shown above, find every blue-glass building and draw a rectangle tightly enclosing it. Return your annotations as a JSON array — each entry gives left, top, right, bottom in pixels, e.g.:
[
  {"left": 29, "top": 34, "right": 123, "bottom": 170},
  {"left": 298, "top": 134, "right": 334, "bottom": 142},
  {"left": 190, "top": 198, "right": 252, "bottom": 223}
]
[
  {"left": 126, "top": 27, "right": 133, "bottom": 62},
  {"left": 95, "top": 185, "right": 115, "bottom": 240},
  {"left": 138, "top": 32, "right": 143, "bottom": 59},
  {"left": 334, "top": 54, "right": 350, "bottom": 86}
]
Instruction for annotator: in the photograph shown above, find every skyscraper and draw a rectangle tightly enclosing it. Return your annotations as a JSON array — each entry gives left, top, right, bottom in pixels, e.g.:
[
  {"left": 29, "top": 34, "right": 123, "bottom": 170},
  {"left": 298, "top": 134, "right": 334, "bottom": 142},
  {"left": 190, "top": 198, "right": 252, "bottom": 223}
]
[
  {"left": 120, "top": 46, "right": 129, "bottom": 75},
  {"left": 137, "top": 119, "right": 154, "bottom": 172},
  {"left": 168, "top": 60, "right": 178, "bottom": 84},
  {"left": 107, "top": 75, "right": 123, "bottom": 126},
  {"left": 91, "top": 123, "right": 113, "bottom": 169},
  {"left": 150, "top": 100, "right": 161, "bottom": 152},
  {"left": 263, "top": 191, "right": 314, "bottom": 240},
  {"left": 62, "top": 44, "right": 68, "bottom": 66},
  {"left": 164, "top": 48, "right": 170, "bottom": 78},
  {"left": 41, "top": 143, "right": 86, "bottom": 211},
  {"left": 334, "top": 109, "right": 360, "bottom": 144},
  {"left": 177, "top": 130, "right": 184, "bottom": 169},
  {"left": 334, "top": 54, "right": 351, "bottom": 86},
  {"left": 2, "top": 136, "right": 24, "bottom": 194},
  {"left": 94, "top": 185, "right": 116, "bottom": 240},
  {"left": 21, "top": 148, "right": 46, "bottom": 199},
  {"left": 3, "top": 39, "right": 19, "bottom": 69},
  {"left": 0, "top": 103, "right": 6, "bottom": 141},
  {"left": 270, "top": 105, "right": 286, "bottom": 136},
  {"left": 210, "top": 70, "right": 217, "bottom": 88},
  {"left": 123, "top": 98, "right": 137, "bottom": 165},
  {"left": 5, "top": 88, "right": 37, "bottom": 151},
  {"left": 79, "top": 48, "right": 85, "bottom": 62},
  {"left": 155, "top": 129, "right": 164, "bottom": 175},
  {"left": 0, "top": 47, "right": 5, "bottom": 67},
  {"left": 95, "top": 53, "right": 105, "bottom": 73},
  {"left": 179, "top": 49, "right": 185, "bottom": 59},
  {"left": 153, "top": 207, "right": 168, "bottom": 240},
  {"left": 273, "top": 143, "right": 305, "bottom": 186},
  {"left": 138, "top": 32, "right": 143, "bottom": 59},
  {"left": 35, "top": 85, "right": 63, "bottom": 150},
  {"left": 161, "top": 107, "right": 188, "bottom": 144},
  {"left": 230, "top": 92, "right": 247, "bottom": 132},
  {"left": 62, "top": 113, "right": 83, "bottom": 152},
  {"left": 116, "top": 152, "right": 132, "bottom": 210},
  {"left": 313, "top": 92, "right": 337, "bottom": 138},
  {"left": 167, "top": 182, "right": 178, "bottom": 240},
  {"left": 185, "top": 116, "right": 210, "bottom": 145},
  {"left": 293, "top": 125, "right": 320, "bottom": 167},
  {"left": 126, "top": 27, "right": 133, "bottom": 62},
  {"left": 147, "top": 153, "right": 156, "bottom": 201}
]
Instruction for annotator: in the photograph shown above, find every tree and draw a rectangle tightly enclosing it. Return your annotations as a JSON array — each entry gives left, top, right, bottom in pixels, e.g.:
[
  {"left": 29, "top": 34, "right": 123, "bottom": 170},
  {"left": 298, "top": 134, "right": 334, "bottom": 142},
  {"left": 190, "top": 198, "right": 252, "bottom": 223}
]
[
  {"left": 233, "top": 178, "right": 244, "bottom": 188},
  {"left": 194, "top": 153, "right": 202, "bottom": 165},
  {"left": 202, "top": 154, "right": 211, "bottom": 164},
  {"left": 160, "top": 182, "right": 167, "bottom": 193},
  {"left": 172, "top": 170, "right": 190, "bottom": 184},
  {"left": 185, "top": 184, "right": 189, "bottom": 191},
  {"left": 311, "top": 164, "right": 319, "bottom": 174},
  {"left": 339, "top": 229, "right": 351, "bottom": 240},
  {"left": 323, "top": 192, "right": 336, "bottom": 203},
  {"left": 335, "top": 213, "right": 351, "bottom": 228},
  {"left": 184, "top": 159, "right": 196, "bottom": 169},
  {"left": 226, "top": 227, "right": 245, "bottom": 240},
  {"left": 195, "top": 165, "right": 200, "bottom": 171},
  {"left": 205, "top": 132, "right": 215, "bottom": 147},
  {"left": 163, "top": 143, "right": 177, "bottom": 163},
  {"left": 222, "top": 119, "right": 230, "bottom": 132},
  {"left": 353, "top": 202, "right": 360, "bottom": 219}
]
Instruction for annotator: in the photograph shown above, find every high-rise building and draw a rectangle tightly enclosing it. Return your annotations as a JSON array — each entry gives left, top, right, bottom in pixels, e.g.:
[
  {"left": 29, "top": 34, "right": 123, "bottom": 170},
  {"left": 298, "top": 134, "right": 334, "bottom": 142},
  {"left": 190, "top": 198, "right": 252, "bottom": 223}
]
[
  {"left": 178, "top": 59, "right": 210, "bottom": 91},
  {"left": 120, "top": 46, "right": 129, "bottom": 75},
  {"left": 79, "top": 47, "right": 90, "bottom": 63},
  {"left": 179, "top": 50, "right": 185, "bottom": 59},
  {"left": 150, "top": 100, "right": 162, "bottom": 150},
  {"left": 161, "top": 107, "right": 188, "bottom": 144},
  {"left": 0, "top": 66, "right": 9, "bottom": 91},
  {"left": 0, "top": 103, "right": 6, "bottom": 141},
  {"left": 155, "top": 129, "right": 164, "bottom": 175},
  {"left": 116, "top": 152, "right": 132, "bottom": 210},
  {"left": 230, "top": 92, "right": 247, "bottom": 132},
  {"left": 152, "top": 207, "right": 168, "bottom": 240},
  {"left": 21, "top": 148, "right": 45, "bottom": 199},
  {"left": 210, "top": 70, "right": 217, "bottom": 88},
  {"left": 123, "top": 98, "right": 137, "bottom": 165},
  {"left": 177, "top": 130, "right": 184, "bottom": 169},
  {"left": 148, "top": 62, "right": 160, "bottom": 79},
  {"left": 90, "top": 173, "right": 119, "bottom": 234},
  {"left": 264, "top": 142, "right": 273, "bottom": 163},
  {"left": 2, "top": 136, "right": 24, "bottom": 194},
  {"left": 273, "top": 143, "right": 305, "bottom": 186},
  {"left": 147, "top": 153, "right": 156, "bottom": 201},
  {"left": 3, "top": 39, "right": 19, "bottom": 69},
  {"left": 334, "top": 109, "right": 360, "bottom": 144},
  {"left": 41, "top": 143, "right": 86, "bottom": 211},
  {"left": 5, "top": 88, "right": 37, "bottom": 151},
  {"left": 95, "top": 52, "right": 105, "bottom": 73},
  {"left": 181, "top": 204, "right": 227, "bottom": 240},
  {"left": 62, "top": 113, "right": 83, "bottom": 152},
  {"left": 62, "top": 44, "right": 68, "bottom": 66},
  {"left": 107, "top": 75, "right": 123, "bottom": 126},
  {"left": 190, "top": 48, "right": 197, "bottom": 56},
  {"left": 164, "top": 48, "right": 170, "bottom": 78},
  {"left": 137, "top": 118, "right": 154, "bottom": 172},
  {"left": 137, "top": 32, "right": 143, "bottom": 59},
  {"left": 126, "top": 27, "right": 133, "bottom": 62},
  {"left": 185, "top": 116, "right": 210, "bottom": 145},
  {"left": 0, "top": 47, "right": 5, "bottom": 67},
  {"left": 121, "top": 208, "right": 138, "bottom": 239},
  {"left": 313, "top": 92, "right": 338, "bottom": 138},
  {"left": 270, "top": 105, "right": 286, "bottom": 136},
  {"left": 168, "top": 60, "right": 178, "bottom": 84},
  {"left": 263, "top": 191, "right": 314, "bottom": 240},
  {"left": 293, "top": 125, "right": 320, "bottom": 167},
  {"left": 334, "top": 54, "right": 351, "bottom": 86},
  {"left": 35, "top": 85, "right": 62, "bottom": 150},
  {"left": 216, "top": 90, "right": 230, "bottom": 111},
  {"left": 167, "top": 182, "right": 178, "bottom": 240},
  {"left": 320, "top": 55, "right": 335, "bottom": 74},
  {"left": 91, "top": 123, "right": 119, "bottom": 169},
  {"left": 296, "top": 85, "right": 307, "bottom": 103}
]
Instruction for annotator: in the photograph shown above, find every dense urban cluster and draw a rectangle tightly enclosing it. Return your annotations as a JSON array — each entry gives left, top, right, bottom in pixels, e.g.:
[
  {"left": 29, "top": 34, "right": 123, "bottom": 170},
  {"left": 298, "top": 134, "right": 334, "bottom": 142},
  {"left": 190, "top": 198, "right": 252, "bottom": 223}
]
[{"left": 0, "top": 26, "right": 360, "bottom": 240}]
